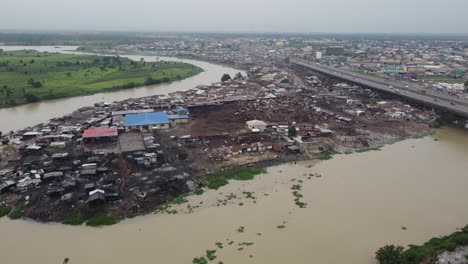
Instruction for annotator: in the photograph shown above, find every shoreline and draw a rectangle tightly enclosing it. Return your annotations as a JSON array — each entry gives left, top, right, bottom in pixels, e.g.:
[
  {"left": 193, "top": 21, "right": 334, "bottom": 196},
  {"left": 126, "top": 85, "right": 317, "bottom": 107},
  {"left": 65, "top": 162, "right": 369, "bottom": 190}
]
[
  {"left": 0, "top": 51, "right": 204, "bottom": 110},
  {"left": 0, "top": 125, "right": 436, "bottom": 226}
]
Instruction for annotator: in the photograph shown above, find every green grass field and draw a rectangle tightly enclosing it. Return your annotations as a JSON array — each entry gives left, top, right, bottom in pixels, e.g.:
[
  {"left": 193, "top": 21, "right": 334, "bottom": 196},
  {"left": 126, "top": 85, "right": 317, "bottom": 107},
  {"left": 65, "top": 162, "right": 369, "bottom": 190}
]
[{"left": 0, "top": 50, "right": 203, "bottom": 108}]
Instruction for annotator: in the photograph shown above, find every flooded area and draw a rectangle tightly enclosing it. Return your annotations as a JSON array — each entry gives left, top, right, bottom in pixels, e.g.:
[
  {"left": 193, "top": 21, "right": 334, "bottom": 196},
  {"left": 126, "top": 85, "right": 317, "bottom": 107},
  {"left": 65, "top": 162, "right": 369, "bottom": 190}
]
[
  {"left": 0, "top": 46, "right": 242, "bottom": 132},
  {"left": 0, "top": 126, "right": 467, "bottom": 264}
]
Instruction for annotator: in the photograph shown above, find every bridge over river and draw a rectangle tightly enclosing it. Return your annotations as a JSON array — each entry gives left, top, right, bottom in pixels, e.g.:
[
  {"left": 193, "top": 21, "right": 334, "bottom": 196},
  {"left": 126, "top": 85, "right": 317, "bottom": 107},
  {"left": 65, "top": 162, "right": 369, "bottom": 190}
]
[{"left": 292, "top": 59, "right": 468, "bottom": 118}]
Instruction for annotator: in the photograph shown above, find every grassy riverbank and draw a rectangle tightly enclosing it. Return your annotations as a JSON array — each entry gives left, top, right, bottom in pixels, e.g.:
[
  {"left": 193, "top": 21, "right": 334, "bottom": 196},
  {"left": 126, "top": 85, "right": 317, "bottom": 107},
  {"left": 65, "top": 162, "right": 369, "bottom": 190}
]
[
  {"left": 0, "top": 50, "right": 203, "bottom": 108},
  {"left": 376, "top": 225, "right": 468, "bottom": 264}
]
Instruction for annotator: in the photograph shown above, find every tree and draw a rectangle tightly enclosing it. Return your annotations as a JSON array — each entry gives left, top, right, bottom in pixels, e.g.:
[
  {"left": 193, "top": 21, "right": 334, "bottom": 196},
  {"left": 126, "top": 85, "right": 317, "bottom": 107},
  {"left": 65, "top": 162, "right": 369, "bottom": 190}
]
[
  {"left": 375, "top": 245, "right": 404, "bottom": 264},
  {"left": 32, "top": 81, "right": 42, "bottom": 88},
  {"left": 234, "top": 72, "right": 243, "bottom": 80},
  {"left": 288, "top": 126, "right": 297, "bottom": 137},
  {"left": 221, "top": 74, "right": 231, "bottom": 82},
  {"left": 285, "top": 57, "right": 290, "bottom": 63},
  {"left": 24, "top": 93, "right": 39, "bottom": 103}
]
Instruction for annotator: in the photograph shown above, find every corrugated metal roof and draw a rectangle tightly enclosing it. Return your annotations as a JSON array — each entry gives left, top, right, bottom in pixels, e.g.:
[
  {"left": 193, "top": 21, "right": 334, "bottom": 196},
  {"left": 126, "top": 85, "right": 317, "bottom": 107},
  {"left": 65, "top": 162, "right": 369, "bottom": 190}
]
[
  {"left": 124, "top": 112, "right": 170, "bottom": 127},
  {"left": 82, "top": 128, "right": 118, "bottom": 138},
  {"left": 167, "top": 114, "right": 189, "bottom": 120}
]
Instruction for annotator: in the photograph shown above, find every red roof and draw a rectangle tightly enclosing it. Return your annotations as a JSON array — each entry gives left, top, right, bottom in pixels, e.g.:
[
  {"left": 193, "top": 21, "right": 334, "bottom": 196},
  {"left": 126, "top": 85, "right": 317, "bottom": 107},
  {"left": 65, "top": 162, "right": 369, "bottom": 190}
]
[{"left": 82, "top": 128, "right": 118, "bottom": 139}]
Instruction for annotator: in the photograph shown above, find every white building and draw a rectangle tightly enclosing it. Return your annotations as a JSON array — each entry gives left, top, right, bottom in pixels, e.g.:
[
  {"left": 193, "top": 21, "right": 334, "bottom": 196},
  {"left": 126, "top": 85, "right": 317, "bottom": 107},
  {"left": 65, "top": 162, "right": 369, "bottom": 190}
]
[{"left": 246, "top": 120, "right": 267, "bottom": 131}]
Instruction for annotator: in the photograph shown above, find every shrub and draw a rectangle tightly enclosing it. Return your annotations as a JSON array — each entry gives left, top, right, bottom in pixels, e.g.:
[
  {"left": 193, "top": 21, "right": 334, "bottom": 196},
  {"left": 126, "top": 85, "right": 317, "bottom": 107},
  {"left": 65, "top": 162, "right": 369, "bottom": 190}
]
[
  {"left": 0, "top": 207, "right": 11, "bottom": 218},
  {"left": 8, "top": 208, "right": 24, "bottom": 220},
  {"left": 62, "top": 212, "right": 86, "bottom": 225},
  {"left": 376, "top": 245, "right": 404, "bottom": 264},
  {"left": 86, "top": 213, "right": 121, "bottom": 227}
]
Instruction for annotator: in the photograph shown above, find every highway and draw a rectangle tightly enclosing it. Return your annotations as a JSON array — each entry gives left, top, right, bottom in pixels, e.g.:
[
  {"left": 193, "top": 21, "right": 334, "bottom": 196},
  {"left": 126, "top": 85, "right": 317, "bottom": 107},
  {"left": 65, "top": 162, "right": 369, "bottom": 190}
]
[{"left": 292, "top": 59, "right": 468, "bottom": 118}]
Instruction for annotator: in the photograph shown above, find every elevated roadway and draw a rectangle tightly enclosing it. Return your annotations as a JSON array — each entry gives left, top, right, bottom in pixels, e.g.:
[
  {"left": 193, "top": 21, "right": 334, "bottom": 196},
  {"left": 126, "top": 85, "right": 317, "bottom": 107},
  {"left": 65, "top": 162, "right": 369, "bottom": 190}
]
[{"left": 292, "top": 59, "right": 468, "bottom": 118}]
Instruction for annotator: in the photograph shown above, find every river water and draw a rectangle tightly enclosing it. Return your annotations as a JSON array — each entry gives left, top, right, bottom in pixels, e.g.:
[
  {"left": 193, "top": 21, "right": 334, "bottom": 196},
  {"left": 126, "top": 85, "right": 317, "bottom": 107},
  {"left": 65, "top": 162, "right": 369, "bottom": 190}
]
[
  {"left": 0, "top": 46, "right": 241, "bottom": 132},
  {"left": 0, "top": 127, "right": 467, "bottom": 264}
]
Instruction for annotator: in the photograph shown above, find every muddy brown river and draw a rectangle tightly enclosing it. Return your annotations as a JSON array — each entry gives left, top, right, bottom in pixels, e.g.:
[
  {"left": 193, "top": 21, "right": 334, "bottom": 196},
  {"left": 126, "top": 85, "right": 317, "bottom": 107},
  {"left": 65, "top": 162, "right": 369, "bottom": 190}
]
[
  {"left": 0, "top": 127, "right": 467, "bottom": 264},
  {"left": 0, "top": 46, "right": 242, "bottom": 132}
]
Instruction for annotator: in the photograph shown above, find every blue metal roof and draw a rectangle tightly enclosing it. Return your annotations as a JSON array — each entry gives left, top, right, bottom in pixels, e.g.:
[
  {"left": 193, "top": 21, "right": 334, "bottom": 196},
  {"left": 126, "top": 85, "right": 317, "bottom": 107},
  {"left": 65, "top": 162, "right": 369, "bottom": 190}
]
[
  {"left": 124, "top": 112, "right": 169, "bottom": 127},
  {"left": 167, "top": 114, "right": 189, "bottom": 120}
]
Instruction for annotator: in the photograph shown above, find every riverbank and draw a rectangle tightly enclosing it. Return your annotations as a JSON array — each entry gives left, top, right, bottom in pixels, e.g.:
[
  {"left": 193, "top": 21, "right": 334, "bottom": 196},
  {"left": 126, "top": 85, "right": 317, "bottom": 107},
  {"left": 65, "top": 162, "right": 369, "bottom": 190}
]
[
  {"left": 0, "top": 46, "right": 242, "bottom": 132},
  {"left": 0, "top": 126, "right": 467, "bottom": 264},
  {"left": 0, "top": 50, "right": 203, "bottom": 108}
]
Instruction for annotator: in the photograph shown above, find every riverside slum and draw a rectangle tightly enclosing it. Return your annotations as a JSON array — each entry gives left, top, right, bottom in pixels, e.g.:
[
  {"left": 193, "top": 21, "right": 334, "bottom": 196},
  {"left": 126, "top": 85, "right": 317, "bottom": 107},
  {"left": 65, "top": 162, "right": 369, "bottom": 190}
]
[{"left": 0, "top": 65, "right": 436, "bottom": 223}]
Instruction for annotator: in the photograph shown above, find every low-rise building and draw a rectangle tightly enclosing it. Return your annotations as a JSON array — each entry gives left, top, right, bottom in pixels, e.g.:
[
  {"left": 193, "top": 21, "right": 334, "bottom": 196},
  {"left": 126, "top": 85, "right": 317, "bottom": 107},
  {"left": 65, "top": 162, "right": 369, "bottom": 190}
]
[
  {"left": 124, "top": 112, "right": 170, "bottom": 131},
  {"left": 246, "top": 120, "right": 267, "bottom": 131}
]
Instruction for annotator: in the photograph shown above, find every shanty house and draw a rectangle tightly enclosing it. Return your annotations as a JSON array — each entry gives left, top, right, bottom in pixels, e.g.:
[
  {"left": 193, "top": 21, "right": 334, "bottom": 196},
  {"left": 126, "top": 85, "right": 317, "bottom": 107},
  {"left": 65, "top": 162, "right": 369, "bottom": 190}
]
[{"left": 82, "top": 127, "right": 118, "bottom": 142}]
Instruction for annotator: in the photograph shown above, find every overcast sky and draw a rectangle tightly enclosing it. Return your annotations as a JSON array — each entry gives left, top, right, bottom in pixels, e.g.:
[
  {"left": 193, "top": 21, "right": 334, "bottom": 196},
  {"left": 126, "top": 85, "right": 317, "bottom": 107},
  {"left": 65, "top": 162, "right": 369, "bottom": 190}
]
[{"left": 2, "top": 0, "right": 468, "bottom": 34}]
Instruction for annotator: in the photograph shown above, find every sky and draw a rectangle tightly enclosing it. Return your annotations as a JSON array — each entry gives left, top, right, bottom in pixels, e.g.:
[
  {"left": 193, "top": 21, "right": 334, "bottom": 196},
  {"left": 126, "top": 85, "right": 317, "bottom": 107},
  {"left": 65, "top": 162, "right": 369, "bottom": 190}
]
[{"left": 2, "top": 0, "right": 468, "bottom": 34}]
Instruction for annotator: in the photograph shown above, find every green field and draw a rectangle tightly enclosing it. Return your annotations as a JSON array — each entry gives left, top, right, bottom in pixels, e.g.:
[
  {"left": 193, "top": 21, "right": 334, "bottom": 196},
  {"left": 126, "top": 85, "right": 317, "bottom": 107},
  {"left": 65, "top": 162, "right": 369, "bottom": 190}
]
[
  {"left": 416, "top": 75, "right": 466, "bottom": 84},
  {"left": 0, "top": 50, "right": 203, "bottom": 108}
]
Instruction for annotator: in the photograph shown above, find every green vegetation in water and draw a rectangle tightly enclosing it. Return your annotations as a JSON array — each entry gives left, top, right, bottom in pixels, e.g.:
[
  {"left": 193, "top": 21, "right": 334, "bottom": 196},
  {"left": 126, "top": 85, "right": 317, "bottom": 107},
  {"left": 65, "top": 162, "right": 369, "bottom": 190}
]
[
  {"left": 206, "top": 167, "right": 266, "bottom": 190},
  {"left": 0, "top": 50, "right": 203, "bottom": 108},
  {"left": 376, "top": 225, "right": 468, "bottom": 264},
  {"left": 291, "top": 184, "right": 307, "bottom": 208},
  {"left": 192, "top": 257, "right": 208, "bottom": 264},
  {"left": 237, "top": 226, "right": 245, "bottom": 233},
  {"left": 8, "top": 207, "right": 24, "bottom": 220},
  {"left": 277, "top": 225, "right": 286, "bottom": 229},
  {"left": 0, "top": 206, "right": 11, "bottom": 218},
  {"left": 85, "top": 213, "right": 121, "bottom": 227},
  {"left": 159, "top": 193, "right": 190, "bottom": 211},
  {"left": 215, "top": 242, "right": 224, "bottom": 249},
  {"left": 193, "top": 189, "right": 204, "bottom": 195},
  {"left": 62, "top": 211, "right": 86, "bottom": 225},
  {"left": 206, "top": 249, "right": 217, "bottom": 261}
]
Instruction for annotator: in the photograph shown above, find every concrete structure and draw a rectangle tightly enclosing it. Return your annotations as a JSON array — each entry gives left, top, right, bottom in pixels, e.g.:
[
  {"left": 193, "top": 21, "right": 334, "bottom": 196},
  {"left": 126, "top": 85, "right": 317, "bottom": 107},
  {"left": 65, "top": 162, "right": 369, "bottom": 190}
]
[
  {"left": 316, "top": 51, "right": 322, "bottom": 60},
  {"left": 383, "top": 65, "right": 406, "bottom": 74},
  {"left": 246, "top": 120, "right": 267, "bottom": 131},
  {"left": 168, "top": 114, "right": 189, "bottom": 125},
  {"left": 326, "top": 46, "right": 344, "bottom": 56},
  {"left": 406, "top": 65, "right": 426, "bottom": 74}
]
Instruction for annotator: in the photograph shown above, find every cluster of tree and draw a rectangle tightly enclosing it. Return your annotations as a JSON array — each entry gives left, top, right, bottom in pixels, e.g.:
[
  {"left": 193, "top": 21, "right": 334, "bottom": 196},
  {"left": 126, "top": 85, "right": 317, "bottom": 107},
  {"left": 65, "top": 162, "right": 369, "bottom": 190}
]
[
  {"left": 27, "top": 78, "right": 43, "bottom": 88},
  {"left": 144, "top": 76, "right": 171, "bottom": 86},
  {"left": 221, "top": 73, "right": 231, "bottom": 82},
  {"left": 375, "top": 245, "right": 404, "bottom": 264},
  {"left": 234, "top": 72, "right": 243, "bottom": 80},
  {"left": 288, "top": 126, "right": 297, "bottom": 137},
  {"left": 55, "top": 61, "right": 80, "bottom": 67},
  {"left": 23, "top": 93, "right": 39, "bottom": 103},
  {"left": 1, "top": 85, "right": 12, "bottom": 98},
  {"left": 376, "top": 225, "right": 468, "bottom": 264}
]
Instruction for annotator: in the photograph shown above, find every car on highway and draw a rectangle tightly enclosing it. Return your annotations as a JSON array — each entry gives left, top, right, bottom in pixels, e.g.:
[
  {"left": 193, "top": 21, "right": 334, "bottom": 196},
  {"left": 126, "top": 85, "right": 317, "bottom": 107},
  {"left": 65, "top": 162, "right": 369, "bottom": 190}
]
[
  {"left": 434, "top": 98, "right": 440, "bottom": 102},
  {"left": 404, "top": 85, "right": 409, "bottom": 88},
  {"left": 451, "top": 102, "right": 457, "bottom": 106},
  {"left": 389, "top": 85, "right": 393, "bottom": 88}
]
